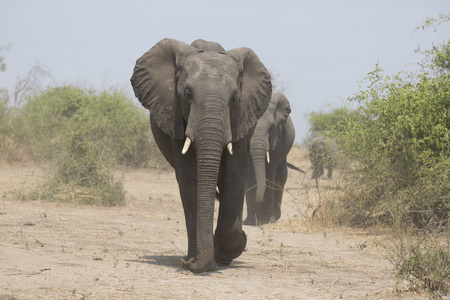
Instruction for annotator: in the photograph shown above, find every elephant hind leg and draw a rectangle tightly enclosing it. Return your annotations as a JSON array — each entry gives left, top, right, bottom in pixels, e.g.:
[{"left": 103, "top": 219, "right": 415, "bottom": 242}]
[
  {"left": 273, "top": 189, "right": 283, "bottom": 222},
  {"left": 244, "top": 188, "right": 257, "bottom": 226},
  {"left": 273, "top": 163, "right": 288, "bottom": 222},
  {"left": 244, "top": 161, "right": 258, "bottom": 226},
  {"left": 244, "top": 214, "right": 257, "bottom": 226}
]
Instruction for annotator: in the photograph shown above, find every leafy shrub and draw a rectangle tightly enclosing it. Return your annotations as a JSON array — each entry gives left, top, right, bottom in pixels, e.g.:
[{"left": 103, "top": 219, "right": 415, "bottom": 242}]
[
  {"left": 24, "top": 120, "right": 126, "bottom": 206},
  {"left": 334, "top": 64, "right": 450, "bottom": 229},
  {"left": 384, "top": 232, "right": 449, "bottom": 292},
  {"left": 4, "top": 85, "right": 174, "bottom": 206},
  {"left": 0, "top": 97, "right": 16, "bottom": 161},
  {"left": 3, "top": 85, "right": 172, "bottom": 205},
  {"left": 77, "top": 89, "right": 153, "bottom": 167},
  {"left": 11, "top": 86, "right": 87, "bottom": 160},
  {"left": 9, "top": 86, "right": 154, "bottom": 167},
  {"left": 304, "top": 107, "right": 354, "bottom": 144},
  {"left": 325, "top": 17, "right": 450, "bottom": 293}
]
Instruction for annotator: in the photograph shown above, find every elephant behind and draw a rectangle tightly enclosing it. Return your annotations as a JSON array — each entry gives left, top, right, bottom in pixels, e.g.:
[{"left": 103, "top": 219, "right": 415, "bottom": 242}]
[
  {"left": 309, "top": 136, "right": 338, "bottom": 179},
  {"left": 131, "top": 39, "right": 272, "bottom": 273},
  {"left": 244, "top": 93, "right": 295, "bottom": 225}
]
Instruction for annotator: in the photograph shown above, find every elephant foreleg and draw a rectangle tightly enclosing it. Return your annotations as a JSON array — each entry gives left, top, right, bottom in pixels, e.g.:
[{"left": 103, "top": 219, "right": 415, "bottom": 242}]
[
  {"left": 172, "top": 139, "right": 198, "bottom": 261},
  {"left": 215, "top": 139, "right": 248, "bottom": 265}
]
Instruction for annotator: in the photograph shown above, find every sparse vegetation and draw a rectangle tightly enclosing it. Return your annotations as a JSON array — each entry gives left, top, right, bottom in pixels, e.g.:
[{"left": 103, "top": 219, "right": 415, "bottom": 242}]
[
  {"left": 1, "top": 13, "right": 449, "bottom": 296},
  {"left": 16, "top": 119, "right": 126, "bottom": 206},
  {"left": 7, "top": 86, "right": 154, "bottom": 166},
  {"left": 0, "top": 82, "right": 169, "bottom": 206},
  {"left": 316, "top": 15, "right": 450, "bottom": 293},
  {"left": 384, "top": 232, "right": 450, "bottom": 292},
  {"left": 333, "top": 63, "right": 450, "bottom": 230}
]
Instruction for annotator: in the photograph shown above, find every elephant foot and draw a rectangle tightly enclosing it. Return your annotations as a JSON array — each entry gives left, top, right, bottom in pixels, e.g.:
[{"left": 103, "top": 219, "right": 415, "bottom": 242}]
[
  {"left": 244, "top": 216, "right": 257, "bottom": 226},
  {"left": 214, "top": 230, "right": 247, "bottom": 265},
  {"left": 215, "top": 258, "right": 232, "bottom": 266},
  {"left": 181, "top": 257, "right": 217, "bottom": 272},
  {"left": 274, "top": 207, "right": 281, "bottom": 221},
  {"left": 259, "top": 210, "right": 272, "bottom": 225}
]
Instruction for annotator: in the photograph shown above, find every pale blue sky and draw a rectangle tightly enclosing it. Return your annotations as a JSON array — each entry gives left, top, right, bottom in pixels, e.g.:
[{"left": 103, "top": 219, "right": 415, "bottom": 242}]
[{"left": 1, "top": 0, "right": 449, "bottom": 143}]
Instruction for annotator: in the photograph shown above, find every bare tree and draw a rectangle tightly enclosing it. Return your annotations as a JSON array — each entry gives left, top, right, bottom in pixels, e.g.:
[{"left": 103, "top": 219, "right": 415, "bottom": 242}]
[
  {"left": 1, "top": 44, "right": 51, "bottom": 108},
  {"left": 12, "top": 65, "right": 51, "bottom": 107}
]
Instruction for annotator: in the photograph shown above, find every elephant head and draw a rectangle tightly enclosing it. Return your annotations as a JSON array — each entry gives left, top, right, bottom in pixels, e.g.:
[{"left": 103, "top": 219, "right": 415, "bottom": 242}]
[
  {"left": 309, "top": 136, "right": 338, "bottom": 179},
  {"left": 250, "top": 93, "right": 291, "bottom": 204},
  {"left": 190, "top": 38, "right": 225, "bottom": 52},
  {"left": 131, "top": 39, "right": 271, "bottom": 272}
]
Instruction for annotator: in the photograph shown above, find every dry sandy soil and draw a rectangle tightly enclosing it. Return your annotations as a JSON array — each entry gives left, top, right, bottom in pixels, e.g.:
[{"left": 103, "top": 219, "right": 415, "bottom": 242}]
[{"left": 0, "top": 147, "right": 439, "bottom": 299}]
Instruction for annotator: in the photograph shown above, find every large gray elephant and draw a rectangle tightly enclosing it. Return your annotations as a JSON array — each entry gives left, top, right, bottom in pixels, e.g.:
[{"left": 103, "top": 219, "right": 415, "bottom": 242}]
[
  {"left": 244, "top": 93, "right": 295, "bottom": 225},
  {"left": 309, "top": 136, "right": 338, "bottom": 179},
  {"left": 131, "top": 39, "right": 272, "bottom": 273}
]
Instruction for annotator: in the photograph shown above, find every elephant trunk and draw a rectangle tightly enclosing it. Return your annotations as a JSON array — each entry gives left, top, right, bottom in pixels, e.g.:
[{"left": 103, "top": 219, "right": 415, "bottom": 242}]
[
  {"left": 182, "top": 115, "right": 228, "bottom": 273},
  {"left": 250, "top": 138, "right": 268, "bottom": 204}
]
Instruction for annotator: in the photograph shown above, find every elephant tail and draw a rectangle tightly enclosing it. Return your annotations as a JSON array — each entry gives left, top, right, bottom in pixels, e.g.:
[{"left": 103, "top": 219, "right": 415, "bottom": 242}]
[{"left": 287, "top": 162, "right": 306, "bottom": 174}]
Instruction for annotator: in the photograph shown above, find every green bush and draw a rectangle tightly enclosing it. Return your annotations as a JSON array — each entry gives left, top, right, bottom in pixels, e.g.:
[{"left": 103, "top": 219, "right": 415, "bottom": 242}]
[
  {"left": 10, "top": 86, "right": 153, "bottom": 167},
  {"left": 3, "top": 85, "right": 171, "bottom": 206},
  {"left": 328, "top": 18, "right": 450, "bottom": 293},
  {"left": 77, "top": 89, "right": 153, "bottom": 167},
  {"left": 0, "top": 97, "right": 14, "bottom": 161},
  {"left": 335, "top": 64, "right": 450, "bottom": 229},
  {"left": 11, "top": 86, "right": 87, "bottom": 160},
  {"left": 305, "top": 107, "right": 354, "bottom": 144},
  {"left": 24, "top": 121, "right": 126, "bottom": 206},
  {"left": 2, "top": 85, "right": 172, "bottom": 205}
]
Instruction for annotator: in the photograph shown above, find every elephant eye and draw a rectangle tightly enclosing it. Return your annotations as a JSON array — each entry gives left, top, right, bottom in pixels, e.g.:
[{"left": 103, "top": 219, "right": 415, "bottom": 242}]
[{"left": 184, "top": 87, "right": 193, "bottom": 104}]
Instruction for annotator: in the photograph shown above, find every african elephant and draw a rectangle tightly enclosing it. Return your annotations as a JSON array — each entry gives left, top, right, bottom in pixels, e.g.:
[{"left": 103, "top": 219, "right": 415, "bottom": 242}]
[
  {"left": 309, "top": 136, "right": 338, "bottom": 179},
  {"left": 130, "top": 39, "right": 272, "bottom": 273},
  {"left": 244, "top": 93, "right": 295, "bottom": 225}
]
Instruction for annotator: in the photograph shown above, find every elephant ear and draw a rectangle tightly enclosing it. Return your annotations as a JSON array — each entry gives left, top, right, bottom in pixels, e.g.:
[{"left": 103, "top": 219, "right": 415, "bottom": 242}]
[
  {"left": 269, "top": 93, "right": 292, "bottom": 150},
  {"left": 130, "top": 38, "right": 196, "bottom": 139},
  {"left": 227, "top": 48, "right": 272, "bottom": 141}
]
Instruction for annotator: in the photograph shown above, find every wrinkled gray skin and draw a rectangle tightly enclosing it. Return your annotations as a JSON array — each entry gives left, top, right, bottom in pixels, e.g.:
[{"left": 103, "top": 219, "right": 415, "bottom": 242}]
[
  {"left": 244, "top": 93, "right": 295, "bottom": 225},
  {"left": 131, "top": 39, "right": 272, "bottom": 273},
  {"left": 309, "top": 136, "right": 338, "bottom": 179}
]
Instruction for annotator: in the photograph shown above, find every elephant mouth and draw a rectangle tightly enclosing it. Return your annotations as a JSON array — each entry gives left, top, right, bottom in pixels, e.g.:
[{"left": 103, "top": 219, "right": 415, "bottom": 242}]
[{"left": 181, "top": 136, "right": 233, "bottom": 156}]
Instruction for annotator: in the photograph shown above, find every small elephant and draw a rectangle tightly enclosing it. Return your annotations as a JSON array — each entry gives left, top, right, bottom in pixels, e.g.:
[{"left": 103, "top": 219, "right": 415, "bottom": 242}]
[
  {"left": 131, "top": 39, "right": 272, "bottom": 273},
  {"left": 309, "top": 136, "right": 338, "bottom": 179},
  {"left": 244, "top": 93, "right": 295, "bottom": 225}
]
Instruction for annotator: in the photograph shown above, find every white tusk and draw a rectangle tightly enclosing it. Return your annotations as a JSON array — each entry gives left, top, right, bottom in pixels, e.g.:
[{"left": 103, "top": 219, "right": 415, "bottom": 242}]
[
  {"left": 182, "top": 137, "right": 191, "bottom": 155},
  {"left": 266, "top": 151, "right": 270, "bottom": 163},
  {"left": 227, "top": 143, "right": 233, "bottom": 155}
]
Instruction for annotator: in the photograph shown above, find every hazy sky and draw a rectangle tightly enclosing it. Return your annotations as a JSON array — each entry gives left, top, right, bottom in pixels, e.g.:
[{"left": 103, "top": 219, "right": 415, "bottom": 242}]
[{"left": 1, "top": 0, "right": 449, "bottom": 143}]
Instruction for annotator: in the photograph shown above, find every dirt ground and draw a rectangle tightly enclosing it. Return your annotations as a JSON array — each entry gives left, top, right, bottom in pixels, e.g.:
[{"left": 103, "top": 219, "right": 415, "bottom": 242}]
[{"left": 0, "top": 147, "right": 438, "bottom": 299}]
